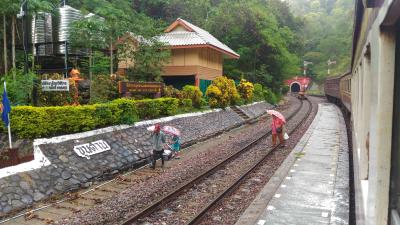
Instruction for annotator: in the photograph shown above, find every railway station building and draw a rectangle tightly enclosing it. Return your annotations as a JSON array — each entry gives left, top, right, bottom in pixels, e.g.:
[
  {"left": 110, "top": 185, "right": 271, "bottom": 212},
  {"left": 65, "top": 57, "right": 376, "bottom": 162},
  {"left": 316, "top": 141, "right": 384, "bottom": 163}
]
[
  {"left": 158, "top": 18, "right": 240, "bottom": 92},
  {"left": 117, "top": 18, "right": 240, "bottom": 93}
]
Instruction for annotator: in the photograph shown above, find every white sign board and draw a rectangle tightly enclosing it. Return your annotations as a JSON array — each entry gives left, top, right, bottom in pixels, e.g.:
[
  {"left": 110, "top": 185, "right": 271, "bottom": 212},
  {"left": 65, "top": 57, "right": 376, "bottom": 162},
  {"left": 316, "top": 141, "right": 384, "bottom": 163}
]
[
  {"left": 73, "top": 140, "right": 111, "bottom": 159},
  {"left": 41, "top": 80, "right": 69, "bottom": 91}
]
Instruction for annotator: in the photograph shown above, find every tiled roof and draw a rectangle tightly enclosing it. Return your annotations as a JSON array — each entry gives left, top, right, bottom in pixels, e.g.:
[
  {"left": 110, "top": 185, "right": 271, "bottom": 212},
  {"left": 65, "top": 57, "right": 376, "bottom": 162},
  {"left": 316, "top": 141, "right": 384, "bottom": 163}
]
[
  {"left": 159, "top": 31, "right": 206, "bottom": 46},
  {"left": 159, "top": 18, "right": 240, "bottom": 59}
]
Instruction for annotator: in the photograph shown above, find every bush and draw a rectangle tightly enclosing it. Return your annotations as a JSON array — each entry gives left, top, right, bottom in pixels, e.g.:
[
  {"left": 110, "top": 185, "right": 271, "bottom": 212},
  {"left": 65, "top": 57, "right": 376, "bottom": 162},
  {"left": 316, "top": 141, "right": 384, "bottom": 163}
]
[
  {"left": 0, "top": 69, "right": 37, "bottom": 105},
  {"left": 37, "top": 73, "right": 77, "bottom": 106},
  {"left": 181, "top": 98, "right": 192, "bottom": 109},
  {"left": 205, "top": 76, "right": 240, "bottom": 108},
  {"left": 89, "top": 74, "right": 119, "bottom": 104},
  {"left": 263, "top": 88, "right": 279, "bottom": 104},
  {"left": 181, "top": 85, "right": 203, "bottom": 108},
  {"left": 253, "top": 83, "right": 264, "bottom": 101},
  {"left": 5, "top": 97, "right": 179, "bottom": 139},
  {"left": 114, "top": 98, "right": 179, "bottom": 119},
  {"left": 163, "top": 85, "right": 182, "bottom": 99},
  {"left": 281, "top": 86, "right": 289, "bottom": 94},
  {"left": 237, "top": 79, "right": 254, "bottom": 103}
]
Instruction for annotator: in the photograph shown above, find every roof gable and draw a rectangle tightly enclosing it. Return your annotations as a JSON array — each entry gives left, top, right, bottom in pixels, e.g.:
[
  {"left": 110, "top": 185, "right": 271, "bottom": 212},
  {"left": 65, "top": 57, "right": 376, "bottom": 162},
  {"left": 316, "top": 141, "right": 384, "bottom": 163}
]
[{"left": 160, "top": 18, "right": 240, "bottom": 59}]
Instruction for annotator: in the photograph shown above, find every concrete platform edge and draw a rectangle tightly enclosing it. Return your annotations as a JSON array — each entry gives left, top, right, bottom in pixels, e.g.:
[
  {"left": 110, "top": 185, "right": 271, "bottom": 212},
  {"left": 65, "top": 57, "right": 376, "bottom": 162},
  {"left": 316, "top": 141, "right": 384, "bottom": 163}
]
[{"left": 235, "top": 104, "right": 323, "bottom": 225}]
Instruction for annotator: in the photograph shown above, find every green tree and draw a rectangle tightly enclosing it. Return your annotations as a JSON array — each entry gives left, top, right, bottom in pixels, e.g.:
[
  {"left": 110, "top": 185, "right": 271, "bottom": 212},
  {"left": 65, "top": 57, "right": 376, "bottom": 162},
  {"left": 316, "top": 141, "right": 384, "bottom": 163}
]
[{"left": 69, "top": 15, "right": 107, "bottom": 101}]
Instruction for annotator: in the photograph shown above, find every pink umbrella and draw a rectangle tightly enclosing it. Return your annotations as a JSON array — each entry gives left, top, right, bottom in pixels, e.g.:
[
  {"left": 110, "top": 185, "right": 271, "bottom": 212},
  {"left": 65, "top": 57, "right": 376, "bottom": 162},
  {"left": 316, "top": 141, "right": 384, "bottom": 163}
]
[
  {"left": 146, "top": 125, "right": 156, "bottom": 132},
  {"left": 162, "top": 126, "right": 181, "bottom": 136},
  {"left": 266, "top": 110, "right": 286, "bottom": 123}
]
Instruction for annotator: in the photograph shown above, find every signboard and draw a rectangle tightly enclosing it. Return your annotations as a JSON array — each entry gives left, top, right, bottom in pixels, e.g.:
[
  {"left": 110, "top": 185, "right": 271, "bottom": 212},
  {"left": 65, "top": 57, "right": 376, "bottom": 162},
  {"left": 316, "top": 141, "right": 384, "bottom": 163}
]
[
  {"left": 41, "top": 80, "right": 70, "bottom": 91},
  {"left": 73, "top": 140, "right": 111, "bottom": 159},
  {"left": 118, "top": 82, "right": 163, "bottom": 95}
]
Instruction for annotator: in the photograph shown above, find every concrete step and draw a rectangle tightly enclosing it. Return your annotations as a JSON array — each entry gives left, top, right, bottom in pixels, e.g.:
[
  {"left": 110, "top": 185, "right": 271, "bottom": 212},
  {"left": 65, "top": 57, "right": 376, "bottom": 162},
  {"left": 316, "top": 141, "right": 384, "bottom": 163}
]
[{"left": 231, "top": 106, "right": 251, "bottom": 120}]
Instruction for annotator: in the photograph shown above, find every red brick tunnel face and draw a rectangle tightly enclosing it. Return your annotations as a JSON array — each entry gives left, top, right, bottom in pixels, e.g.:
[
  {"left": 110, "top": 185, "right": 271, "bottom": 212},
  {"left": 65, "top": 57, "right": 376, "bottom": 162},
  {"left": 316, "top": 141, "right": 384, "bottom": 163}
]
[{"left": 290, "top": 83, "right": 300, "bottom": 92}]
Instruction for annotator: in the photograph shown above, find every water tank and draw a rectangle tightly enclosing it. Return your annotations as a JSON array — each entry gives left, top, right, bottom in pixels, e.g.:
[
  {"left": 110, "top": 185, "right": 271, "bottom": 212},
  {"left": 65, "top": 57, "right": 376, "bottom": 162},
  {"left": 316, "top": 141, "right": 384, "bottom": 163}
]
[
  {"left": 31, "top": 12, "right": 53, "bottom": 56},
  {"left": 58, "top": 5, "right": 82, "bottom": 54}
]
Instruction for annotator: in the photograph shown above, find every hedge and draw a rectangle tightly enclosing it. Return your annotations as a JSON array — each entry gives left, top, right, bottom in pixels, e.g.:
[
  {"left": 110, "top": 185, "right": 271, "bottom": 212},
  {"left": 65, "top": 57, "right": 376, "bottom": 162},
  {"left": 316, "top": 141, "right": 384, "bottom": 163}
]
[{"left": 4, "top": 98, "right": 179, "bottom": 139}]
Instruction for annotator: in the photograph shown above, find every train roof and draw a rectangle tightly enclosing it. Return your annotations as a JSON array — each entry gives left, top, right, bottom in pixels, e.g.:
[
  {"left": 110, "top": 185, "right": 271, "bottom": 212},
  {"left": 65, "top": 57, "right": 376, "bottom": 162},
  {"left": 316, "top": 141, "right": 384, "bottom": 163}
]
[{"left": 325, "top": 71, "right": 351, "bottom": 81}]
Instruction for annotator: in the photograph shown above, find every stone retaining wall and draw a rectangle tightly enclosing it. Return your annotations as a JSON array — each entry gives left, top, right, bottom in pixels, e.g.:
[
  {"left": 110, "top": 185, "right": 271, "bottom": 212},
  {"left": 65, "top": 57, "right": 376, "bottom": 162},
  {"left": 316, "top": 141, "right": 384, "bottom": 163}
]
[
  {"left": 0, "top": 102, "right": 272, "bottom": 215},
  {"left": 240, "top": 102, "right": 273, "bottom": 119}
]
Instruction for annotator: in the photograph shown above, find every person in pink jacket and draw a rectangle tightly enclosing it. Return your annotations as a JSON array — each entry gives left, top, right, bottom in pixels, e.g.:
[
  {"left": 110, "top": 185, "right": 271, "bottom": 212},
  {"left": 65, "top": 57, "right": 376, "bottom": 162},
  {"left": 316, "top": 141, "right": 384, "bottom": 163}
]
[{"left": 271, "top": 114, "right": 285, "bottom": 147}]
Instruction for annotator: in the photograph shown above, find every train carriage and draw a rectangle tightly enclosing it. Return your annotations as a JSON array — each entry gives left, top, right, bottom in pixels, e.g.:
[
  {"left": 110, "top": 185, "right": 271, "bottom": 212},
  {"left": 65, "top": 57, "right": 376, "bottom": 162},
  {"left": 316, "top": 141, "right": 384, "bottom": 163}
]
[{"left": 324, "top": 0, "right": 400, "bottom": 224}]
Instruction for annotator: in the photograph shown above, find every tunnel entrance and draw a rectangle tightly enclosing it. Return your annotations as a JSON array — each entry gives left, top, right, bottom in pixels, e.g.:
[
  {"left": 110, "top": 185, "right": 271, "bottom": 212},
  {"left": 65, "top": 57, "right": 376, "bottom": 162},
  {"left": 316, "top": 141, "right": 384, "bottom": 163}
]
[{"left": 291, "top": 83, "right": 300, "bottom": 92}]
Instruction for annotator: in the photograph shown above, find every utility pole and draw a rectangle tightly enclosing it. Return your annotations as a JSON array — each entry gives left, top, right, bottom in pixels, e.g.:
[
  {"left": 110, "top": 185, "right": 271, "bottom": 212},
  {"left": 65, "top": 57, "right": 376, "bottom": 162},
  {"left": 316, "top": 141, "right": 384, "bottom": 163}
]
[
  {"left": 327, "top": 59, "right": 336, "bottom": 75},
  {"left": 17, "top": 0, "right": 29, "bottom": 75}
]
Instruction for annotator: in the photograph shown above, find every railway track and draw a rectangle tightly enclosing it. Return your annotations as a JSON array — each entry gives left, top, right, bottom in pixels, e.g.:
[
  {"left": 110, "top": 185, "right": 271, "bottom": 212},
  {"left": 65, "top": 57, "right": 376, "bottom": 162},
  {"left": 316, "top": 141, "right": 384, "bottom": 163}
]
[
  {"left": 121, "top": 98, "right": 312, "bottom": 225},
  {"left": 0, "top": 98, "right": 301, "bottom": 225}
]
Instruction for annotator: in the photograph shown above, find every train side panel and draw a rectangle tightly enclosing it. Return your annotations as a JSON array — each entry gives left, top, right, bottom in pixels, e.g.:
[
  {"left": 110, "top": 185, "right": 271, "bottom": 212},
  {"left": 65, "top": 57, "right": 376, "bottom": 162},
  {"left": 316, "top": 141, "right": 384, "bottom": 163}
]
[
  {"left": 324, "top": 76, "right": 341, "bottom": 101},
  {"left": 340, "top": 73, "right": 352, "bottom": 112}
]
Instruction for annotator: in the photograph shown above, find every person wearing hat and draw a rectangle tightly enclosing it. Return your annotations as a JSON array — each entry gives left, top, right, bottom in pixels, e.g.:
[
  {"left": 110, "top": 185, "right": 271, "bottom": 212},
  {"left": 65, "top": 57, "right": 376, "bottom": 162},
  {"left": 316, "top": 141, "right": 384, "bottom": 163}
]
[{"left": 151, "top": 124, "right": 166, "bottom": 169}]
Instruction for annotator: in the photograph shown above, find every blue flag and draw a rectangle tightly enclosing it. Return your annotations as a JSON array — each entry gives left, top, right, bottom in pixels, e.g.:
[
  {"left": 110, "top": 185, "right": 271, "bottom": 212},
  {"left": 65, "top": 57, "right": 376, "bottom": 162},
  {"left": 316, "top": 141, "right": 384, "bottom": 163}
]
[{"left": 2, "top": 88, "right": 11, "bottom": 126}]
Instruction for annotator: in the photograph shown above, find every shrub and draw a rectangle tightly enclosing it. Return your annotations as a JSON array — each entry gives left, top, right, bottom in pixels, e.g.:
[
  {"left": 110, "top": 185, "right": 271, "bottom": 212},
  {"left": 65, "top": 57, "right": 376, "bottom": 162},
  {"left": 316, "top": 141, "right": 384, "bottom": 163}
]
[
  {"left": 181, "top": 85, "right": 203, "bottom": 108},
  {"left": 115, "top": 98, "right": 179, "bottom": 119},
  {"left": 205, "top": 76, "right": 240, "bottom": 108},
  {"left": 163, "top": 85, "right": 182, "bottom": 99},
  {"left": 89, "top": 74, "right": 119, "bottom": 104},
  {"left": 111, "top": 98, "right": 138, "bottom": 124},
  {"left": 263, "top": 88, "right": 279, "bottom": 104},
  {"left": 37, "top": 73, "right": 77, "bottom": 106},
  {"left": 5, "top": 97, "right": 179, "bottom": 139},
  {"left": 281, "top": 86, "right": 289, "bottom": 94},
  {"left": 253, "top": 83, "right": 264, "bottom": 101},
  {"left": 0, "top": 69, "right": 37, "bottom": 105},
  {"left": 181, "top": 98, "right": 192, "bottom": 109},
  {"left": 237, "top": 79, "right": 254, "bottom": 103}
]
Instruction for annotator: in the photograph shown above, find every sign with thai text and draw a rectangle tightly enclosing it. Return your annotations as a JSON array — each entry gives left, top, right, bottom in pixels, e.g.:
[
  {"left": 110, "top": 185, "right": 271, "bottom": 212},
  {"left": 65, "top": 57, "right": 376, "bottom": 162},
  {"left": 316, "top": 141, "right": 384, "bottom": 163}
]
[
  {"left": 73, "top": 140, "right": 111, "bottom": 159},
  {"left": 118, "top": 82, "right": 163, "bottom": 95},
  {"left": 41, "top": 80, "right": 69, "bottom": 91}
]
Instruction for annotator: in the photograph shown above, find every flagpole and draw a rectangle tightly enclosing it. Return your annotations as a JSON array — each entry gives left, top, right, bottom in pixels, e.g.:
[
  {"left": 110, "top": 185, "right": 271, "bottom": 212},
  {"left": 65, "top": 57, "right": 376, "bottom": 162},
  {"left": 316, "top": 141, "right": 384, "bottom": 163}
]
[{"left": 4, "top": 81, "right": 12, "bottom": 149}]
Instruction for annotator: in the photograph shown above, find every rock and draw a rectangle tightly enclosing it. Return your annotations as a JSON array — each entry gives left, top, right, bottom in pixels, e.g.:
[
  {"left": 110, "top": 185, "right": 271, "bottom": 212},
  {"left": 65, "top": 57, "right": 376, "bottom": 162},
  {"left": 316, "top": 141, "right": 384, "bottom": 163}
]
[
  {"left": 54, "top": 185, "right": 64, "bottom": 191},
  {"left": 19, "top": 181, "right": 30, "bottom": 190},
  {"left": 213, "top": 216, "right": 222, "bottom": 222},
  {"left": 51, "top": 171, "right": 60, "bottom": 177},
  {"left": 45, "top": 189, "right": 55, "bottom": 196},
  {"left": 69, "top": 179, "right": 80, "bottom": 185},
  {"left": 61, "top": 171, "right": 72, "bottom": 180},
  {"left": 82, "top": 182, "right": 92, "bottom": 188},
  {"left": 30, "top": 172, "right": 39, "bottom": 180},
  {"left": 2, "top": 205, "right": 12, "bottom": 213},
  {"left": 59, "top": 155, "right": 69, "bottom": 163},
  {"left": 233, "top": 195, "right": 242, "bottom": 200},
  {"left": 161, "top": 208, "right": 174, "bottom": 216},
  {"left": 10, "top": 175, "right": 20, "bottom": 182},
  {"left": 11, "top": 200, "right": 23, "bottom": 208},
  {"left": 33, "top": 192, "right": 46, "bottom": 201},
  {"left": 21, "top": 195, "right": 33, "bottom": 204},
  {"left": 83, "top": 173, "right": 93, "bottom": 179}
]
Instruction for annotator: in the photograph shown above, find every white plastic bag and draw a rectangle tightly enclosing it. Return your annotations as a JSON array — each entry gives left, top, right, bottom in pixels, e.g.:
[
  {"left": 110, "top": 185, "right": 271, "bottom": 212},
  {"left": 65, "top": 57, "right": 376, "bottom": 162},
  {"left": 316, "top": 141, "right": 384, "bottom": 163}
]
[
  {"left": 163, "top": 149, "right": 173, "bottom": 160},
  {"left": 284, "top": 132, "right": 289, "bottom": 140}
]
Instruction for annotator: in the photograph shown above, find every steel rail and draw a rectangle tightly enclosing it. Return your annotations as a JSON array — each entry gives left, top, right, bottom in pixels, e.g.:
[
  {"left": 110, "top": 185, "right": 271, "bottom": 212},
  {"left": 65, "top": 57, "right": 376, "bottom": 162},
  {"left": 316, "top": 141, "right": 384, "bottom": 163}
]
[
  {"left": 185, "top": 99, "right": 313, "bottom": 225},
  {"left": 121, "top": 98, "right": 305, "bottom": 225}
]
